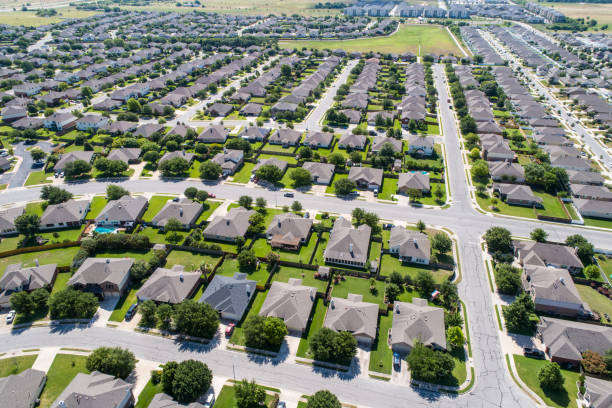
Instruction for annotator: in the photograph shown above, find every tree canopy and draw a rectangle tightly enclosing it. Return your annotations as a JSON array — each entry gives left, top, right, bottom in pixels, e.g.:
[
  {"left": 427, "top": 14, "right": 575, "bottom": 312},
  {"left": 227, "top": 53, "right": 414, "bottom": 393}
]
[{"left": 86, "top": 347, "right": 136, "bottom": 379}]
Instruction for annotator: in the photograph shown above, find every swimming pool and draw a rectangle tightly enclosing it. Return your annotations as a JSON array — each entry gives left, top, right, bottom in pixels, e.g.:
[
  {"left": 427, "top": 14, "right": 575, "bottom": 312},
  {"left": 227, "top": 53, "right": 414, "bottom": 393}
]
[{"left": 94, "top": 226, "right": 117, "bottom": 234}]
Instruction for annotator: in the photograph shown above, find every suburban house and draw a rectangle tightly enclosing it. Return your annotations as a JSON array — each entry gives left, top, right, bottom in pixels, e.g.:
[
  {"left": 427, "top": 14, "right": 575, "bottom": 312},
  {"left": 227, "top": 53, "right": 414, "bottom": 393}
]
[
  {"left": 159, "top": 150, "right": 196, "bottom": 165},
  {"left": 578, "top": 377, "right": 612, "bottom": 408},
  {"left": 388, "top": 227, "right": 430, "bottom": 264},
  {"left": 198, "top": 125, "right": 229, "bottom": 143},
  {"left": 134, "top": 123, "right": 166, "bottom": 139},
  {"left": 266, "top": 213, "right": 313, "bottom": 250},
  {"left": 76, "top": 114, "right": 109, "bottom": 132},
  {"left": 324, "top": 294, "right": 378, "bottom": 347},
  {"left": 538, "top": 317, "right": 612, "bottom": 366},
  {"left": 567, "top": 170, "right": 604, "bottom": 186},
  {"left": 104, "top": 121, "right": 137, "bottom": 135},
  {"left": 239, "top": 126, "right": 269, "bottom": 142},
  {"left": 52, "top": 371, "right": 134, "bottom": 408},
  {"left": 573, "top": 198, "right": 612, "bottom": 220},
  {"left": 570, "top": 184, "right": 612, "bottom": 202},
  {"left": 338, "top": 133, "right": 367, "bottom": 150},
  {"left": 304, "top": 131, "right": 334, "bottom": 149},
  {"left": 208, "top": 102, "right": 233, "bottom": 117},
  {"left": 0, "top": 262, "right": 57, "bottom": 309},
  {"left": 151, "top": 198, "right": 203, "bottom": 230},
  {"left": 488, "top": 161, "right": 525, "bottom": 183},
  {"left": 199, "top": 272, "right": 256, "bottom": 321},
  {"left": 0, "top": 206, "right": 24, "bottom": 236},
  {"left": 136, "top": 265, "right": 200, "bottom": 304},
  {"left": 324, "top": 217, "right": 371, "bottom": 268},
  {"left": 348, "top": 167, "right": 383, "bottom": 191},
  {"left": 203, "top": 207, "right": 254, "bottom": 242},
  {"left": 39, "top": 199, "right": 90, "bottom": 230},
  {"left": 258, "top": 279, "right": 316, "bottom": 335},
  {"left": 551, "top": 156, "right": 591, "bottom": 172},
  {"left": 95, "top": 195, "right": 148, "bottom": 227},
  {"left": 254, "top": 157, "right": 289, "bottom": 175},
  {"left": 371, "top": 136, "right": 402, "bottom": 153},
  {"left": 302, "top": 162, "right": 335, "bottom": 185},
  {"left": 391, "top": 298, "right": 446, "bottom": 354},
  {"left": 69, "top": 257, "right": 134, "bottom": 298},
  {"left": 43, "top": 112, "right": 77, "bottom": 132},
  {"left": 54, "top": 151, "right": 95, "bottom": 171},
  {"left": 522, "top": 265, "right": 589, "bottom": 317},
  {"left": 269, "top": 128, "right": 302, "bottom": 146},
  {"left": 407, "top": 135, "right": 434, "bottom": 156},
  {"left": 211, "top": 149, "right": 244, "bottom": 176},
  {"left": 492, "top": 183, "right": 543, "bottom": 207},
  {"left": 0, "top": 368, "right": 46, "bottom": 408},
  {"left": 149, "top": 393, "right": 208, "bottom": 408},
  {"left": 397, "top": 172, "right": 430, "bottom": 195},
  {"left": 240, "top": 103, "right": 263, "bottom": 117},
  {"left": 107, "top": 148, "right": 142, "bottom": 164},
  {"left": 513, "top": 240, "right": 584, "bottom": 273},
  {"left": 1, "top": 106, "right": 27, "bottom": 122}
]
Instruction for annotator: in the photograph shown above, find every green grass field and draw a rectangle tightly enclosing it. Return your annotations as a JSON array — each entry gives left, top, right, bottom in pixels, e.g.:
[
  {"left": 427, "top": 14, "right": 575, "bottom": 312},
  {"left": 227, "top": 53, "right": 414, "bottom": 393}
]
[
  {"left": 296, "top": 297, "right": 327, "bottom": 358},
  {"left": 379, "top": 254, "right": 453, "bottom": 284},
  {"left": 368, "top": 312, "right": 393, "bottom": 374},
  {"left": 576, "top": 284, "right": 612, "bottom": 326},
  {"left": 0, "top": 247, "right": 80, "bottom": 277},
  {"left": 134, "top": 377, "right": 163, "bottom": 408},
  {"left": 39, "top": 354, "right": 89, "bottom": 408},
  {"left": 329, "top": 275, "right": 386, "bottom": 308},
  {"left": 251, "top": 233, "right": 318, "bottom": 263},
  {"left": 229, "top": 289, "right": 268, "bottom": 347},
  {"left": 214, "top": 385, "right": 275, "bottom": 408},
  {"left": 85, "top": 196, "right": 108, "bottom": 220},
  {"left": 272, "top": 265, "right": 329, "bottom": 293},
  {"left": 279, "top": 24, "right": 461, "bottom": 55},
  {"left": 24, "top": 170, "right": 53, "bottom": 186},
  {"left": 166, "top": 250, "right": 221, "bottom": 272},
  {"left": 0, "top": 9, "right": 99, "bottom": 26},
  {"left": 141, "top": 195, "right": 176, "bottom": 222},
  {"left": 196, "top": 200, "right": 222, "bottom": 223},
  {"left": 0, "top": 355, "right": 37, "bottom": 377},
  {"left": 109, "top": 288, "right": 138, "bottom": 322},
  {"left": 216, "top": 258, "right": 270, "bottom": 285},
  {"left": 232, "top": 162, "right": 255, "bottom": 183}
]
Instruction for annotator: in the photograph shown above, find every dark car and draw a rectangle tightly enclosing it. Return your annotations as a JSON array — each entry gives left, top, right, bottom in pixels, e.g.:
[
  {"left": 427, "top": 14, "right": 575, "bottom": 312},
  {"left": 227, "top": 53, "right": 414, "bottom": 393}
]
[
  {"left": 284, "top": 192, "right": 294, "bottom": 198},
  {"left": 393, "top": 352, "right": 401, "bottom": 370},
  {"left": 125, "top": 303, "right": 138, "bottom": 321},
  {"left": 523, "top": 347, "right": 545, "bottom": 359}
]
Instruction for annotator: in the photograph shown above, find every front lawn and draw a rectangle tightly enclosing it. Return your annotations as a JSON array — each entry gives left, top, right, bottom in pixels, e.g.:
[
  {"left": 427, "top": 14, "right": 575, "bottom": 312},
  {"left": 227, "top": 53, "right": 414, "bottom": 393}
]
[
  {"left": 232, "top": 162, "right": 255, "bottom": 183},
  {"left": 575, "top": 284, "right": 612, "bottom": 325},
  {"left": 109, "top": 288, "right": 138, "bottom": 322},
  {"left": 325, "top": 174, "right": 348, "bottom": 194},
  {"left": 85, "top": 196, "right": 108, "bottom": 220},
  {"left": 368, "top": 311, "right": 392, "bottom": 374},
  {"left": 475, "top": 193, "right": 536, "bottom": 219},
  {"left": 296, "top": 297, "right": 327, "bottom": 358},
  {"left": 134, "top": 377, "right": 163, "bottom": 408},
  {"left": 39, "top": 354, "right": 89, "bottom": 408},
  {"left": 0, "top": 355, "right": 37, "bottom": 377},
  {"left": 229, "top": 289, "right": 268, "bottom": 347},
  {"left": 513, "top": 355, "right": 580, "bottom": 408},
  {"left": 378, "top": 177, "right": 397, "bottom": 200},
  {"left": 196, "top": 200, "right": 222, "bottom": 223},
  {"left": 583, "top": 216, "right": 612, "bottom": 229},
  {"left": 379, "top": 254, "right": 452, "bottom": 284},
  {"left": 141, "top": 195, "right": 176, "bottom": 222},
  {"left": 24, "top": 170, "right": 53, "bottom": 186},
  {"left": 272, "top": 265, "right": 329, "bottom": 293},
  {"left": 165, "top": 250, "right": 221, "bottom": 272},
  {"left": 329, "top": 275, "right": 386, "bottom": 308},
  {"left": 51, "top": 272, "right": 71, "bottom": 294},
  {"left": 214, "top": 385, "right": 274, "bottom": 408}
]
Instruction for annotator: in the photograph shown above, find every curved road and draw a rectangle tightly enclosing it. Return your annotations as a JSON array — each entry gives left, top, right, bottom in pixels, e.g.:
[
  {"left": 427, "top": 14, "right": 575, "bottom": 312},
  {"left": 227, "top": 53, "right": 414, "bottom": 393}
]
[{"left": 1, "top": 65, "right": 610, "bottom": 407}]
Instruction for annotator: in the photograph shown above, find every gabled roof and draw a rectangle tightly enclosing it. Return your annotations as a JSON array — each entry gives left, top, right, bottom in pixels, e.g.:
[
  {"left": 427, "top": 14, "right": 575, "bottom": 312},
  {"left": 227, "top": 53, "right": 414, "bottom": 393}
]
[
  {"left": 259, "top": 279, "right": 316, "bottom": 332},
  {"left": 266, "top": 213, "right": 313, "bottom": 245},
  {"left": 388, "top": 228, "right": 430, "bottom": 261},
  {"left": 203, "top": 207, "right": 254, "bottom": 239},
  {"left": 0, "top": 206, "right": 24, "bottom": 232},
  {"left": 523, "top": 265, "right": 585, "bottom": 311},
  {"left": 40, "top": 199, "right": 89, "bottom": 225},
  {"left": 540, "top": 317, "right": 612, "bottom": 361},
  {"left": 0, "top": 368, "right": 46, "bottom": 408},
  {"left": 69, "top": 257, "right": 134, "bottom": 287},
  {"left": 52, "top": 371, "right": 133, "bottom": 408},
  {"left": 148, "top": 393, "right": 205, "bottom": 408},
  {"left": 136, "top": 265, "right": 200, "bottom": 304},
  {"left": 513, "top": 240, "right": 583, "bottom": 270},
  {"left": 199, "top": 272, "right": 256, "bottom": 319},
  {"left": 371, "top": 136, "right": 402, "bottom": 153},
  {"left": 302, "top": 162, "right": 334, "bottom": 181},
  {"left": 107, "top": 148, "right": 141, "bottom": 163},
  {"left": 55, "top": 151, "right": 94, "bottom": 170},
  {"left": 95, "top": 195, "right": 148, "bottom": 223},
  {"left": 391, "top": 298, "right": 446, "bottom": 350},
  {"left": 324, "top": 217, "right": 371, "bottom": 264},
  {"left": 398, "top": 172, "right": 430, "bottom": 192},
  {"left": 324, "top": 294, "right": 378, "bottom": 340},
  {"left": 348, "top": 166, "right": 383, "bottom": 187},
  {"left": 338, "top": 133, "right": 366, "bottom": 149},
  {"left": 269, "top": 128, "right": 302, "bottom": 145},
  {"left": 0, "top": 262, "right": 56, "bottom": 291},
  {"left": 159, "top": 150, "right": 195, "bottom": 164},
  {"left": 152, "top": 198, "right": 202, "bottom": 227}
]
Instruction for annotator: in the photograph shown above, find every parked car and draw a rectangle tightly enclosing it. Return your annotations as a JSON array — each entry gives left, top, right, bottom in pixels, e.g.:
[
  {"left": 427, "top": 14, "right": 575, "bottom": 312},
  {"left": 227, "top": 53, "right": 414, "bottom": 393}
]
[
  {"left": 283, "top": 192, "right": 294, "bottom": 198},
  {"left": 203, "top": 391, "right": 215, "bottom": 408},
  {"left": 393, "top": 352, "right": 401, "bottom": 370},
  {"left": 523, "top": 347, "right": 545, "bottom": 359},
  {"left": 125, "top": 304, "right": 138, "bottom": 321},
  {"left": 208, "top": 193, "right": 216, "bottom": 198},
  {"left": 383, "top": 223, "right": 395, "bottom": 230},
  {"left": 172, "top": 197, "right": 180, "bottom": 202},
  {"left": 278, "top": 402, "right": 286, "bottom": 408},
  {"left": 6, "top": 310, "right": 15, "bottom": 324},
  {"left": 303, "top": 212, "right": 310, "bottom": 219},
  {"left": 225, "top": 323, "right": 235, "bottom": 337}
]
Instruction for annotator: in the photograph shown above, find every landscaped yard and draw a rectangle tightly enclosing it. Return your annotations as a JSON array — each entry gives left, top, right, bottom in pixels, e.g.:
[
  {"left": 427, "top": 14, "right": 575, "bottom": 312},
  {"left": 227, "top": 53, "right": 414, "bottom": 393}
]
[
  {"left": 141, "top": 195, "right": 176, "bottom": 222},
  {"left": 0, "top": 247, "right": 80, "bottom": 277},
  {"left": 39, "top": 354, "right": 89, "bottom": 408},
  {"left": 214, "top": 384, "right": 274, "bottom": 408},
  {"left": 215, "top": 258, "right": 270, "bottom": 285},
  {"left": 251, "top": 233, "right": 318, "bottom": 263},
  {"left": 575, "top": 284, "right": 612, "bottom": 325},
  {"left": 296, "top": 297, "right": 327, "bottom": 358},
  {"left": 368, "top": 311, "right": 392, "bottom": 374},
  {"left": 272, "top": 265, "right": 329, "bottom": 293},
  {"left": 196, "top": 200, "right": 222, "bottom": 223},
  {"left": 232, "top": 162, "right": 255, "bottom": 183},
  {"left": 134, "top": 377, "right": 163, "bottom": 408},
  {"left": 229, "top": 289, "right": 268, "bottom": 347},
  {"left": 379, "top": 254, "right": 452, "bottom": 284},
  {"left": 24, "top": 170, "right": 53, "bottom": 186},
  {"left": 0, "top": 354, "right": 37, "bottom": 377},
  {"left": 109, "top": 288, "right": 138, "bottom": 322},
  {"left": 329, "top": 275, "right": 386, "bottom": 308},
  {"left": 166, "top": 250, "right": 221, "bottom": 272},
  {"left": 85, "top": 196, "right": 108, "bottom": 220},
  {"left": 513, "top": 355, "right": 580, "bottom": 408}
]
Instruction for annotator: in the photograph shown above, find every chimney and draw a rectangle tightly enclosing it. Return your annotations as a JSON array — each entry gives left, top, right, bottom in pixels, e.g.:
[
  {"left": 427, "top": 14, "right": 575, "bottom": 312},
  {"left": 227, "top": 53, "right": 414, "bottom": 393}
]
[
  {"left": 226, "top": 219, "right": 230, "bottom": 226},
  {"left": 330, "top": 299, "right": 335, "bottom": 309}
]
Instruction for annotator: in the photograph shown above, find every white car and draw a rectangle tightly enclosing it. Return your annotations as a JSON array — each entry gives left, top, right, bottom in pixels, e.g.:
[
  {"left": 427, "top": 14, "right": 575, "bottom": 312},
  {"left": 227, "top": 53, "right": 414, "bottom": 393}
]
[{"left": 6, "top": 310, "right": 16, "bottom": 324}]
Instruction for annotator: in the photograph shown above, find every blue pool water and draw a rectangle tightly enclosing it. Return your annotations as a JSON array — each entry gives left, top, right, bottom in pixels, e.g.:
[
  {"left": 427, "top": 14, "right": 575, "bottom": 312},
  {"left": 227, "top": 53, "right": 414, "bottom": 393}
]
[{"left": 94, "top": 226, "right": 117, "bottom": 234}]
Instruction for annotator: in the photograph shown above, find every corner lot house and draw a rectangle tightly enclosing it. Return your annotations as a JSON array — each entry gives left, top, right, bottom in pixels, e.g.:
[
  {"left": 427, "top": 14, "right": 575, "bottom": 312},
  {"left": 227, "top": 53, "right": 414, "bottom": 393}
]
[
  {"left": 324, "top": 294, "right": 378, "bottom": 347},
  {"left": 391, "top": 298, "right": 446, "bottom": 354},
  {"left": 407, "top": 135, "right": 434, "bottom": 156},
  {"left": 39, "top": 199, "right": 90, "bottom": 230},
  {"left": 52, "top": 371, "right": 134, "bottom": 408},
  {"left": 348, "top": 167, "right": 383, "bottom": 191},
  {"left": 266, "top": 213, "right": 313, "bottom": 250},
  {"left": 0, "top": 262, "right": 57, "bottom": 308},
  {"left": 573, "top": 198, "right": 612, "bottom": 219},
  {"left": 203, "top": 207, "right": 254, "bottom": 242},
  {"left": 324, "top": 217, "right": 371, "bottom": 268},
  {"left": 151, "top": 198, "right": 203, "bottom": 230},
  {"left": 199, "top": 272, "right": 256, "bottom": 321},
  {"left": 54, "top": 151, "right": 95, "bottom": 171},
  {"left": 259, "top": 279, "right": 316, "bottom": 335},
  {"left": 538, "top": 317, "right": 612, "bottom": 366},
  {"left": 492, "top": 183, "right": 542, "bottom": 207},
  {"left": 302, "top": 162, "right": 334, "bottom": 185},
  {"left": 488, "top": 161, "right": 525, "bottom": 183},
  {"left": 69, "top": 257, "right": 134, "bottom": 298},
  {"left": 95, "top": 195, "right": 148, "bottom": 227},
  {"left": 107, "top": 148, "right": 142, "bottom": 164},
  {"left": 388, "top": 227, "right": 430, "bottom": 264},
  {"left": 136, "top": 265, "right": 200, "bottom": 304},
  {"left": 0, "top": 368, "right": 46, "bottom": 408},
  {"left": 513, "top": 240, "right": 583, "bottom": 273}
]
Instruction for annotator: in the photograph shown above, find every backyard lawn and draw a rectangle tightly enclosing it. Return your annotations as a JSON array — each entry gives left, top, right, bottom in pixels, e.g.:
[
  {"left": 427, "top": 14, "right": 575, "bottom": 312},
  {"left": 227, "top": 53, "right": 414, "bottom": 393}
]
[
  {"left": 329, "top": 275, "right": 386, "bottom": 308},
  {"left": 272, "top": 265, "right": 329, "bottom": 293},
  {"left": 513, "top": 355, "right": 580, "bottom": 408},
  {"left": 95, "top": 249, "right": 155, "bottom": 262},
  {"left": 39, "top": 354, "right": 89, "bottom": 408},
  {"left": 134, "top": 377, "right": 163, "bottom": 408},
  {"left": 0, "top": 247, "right": 80, "bottom": 276},
  {"left": 141, "top": 195, "right": 176, "bottom": 222},
  {"left": 139, "top": 227, "right": 189, "bottom": 244},
  {"left": 0, "top": 354, "right": 37, "bottom": 377},
  {"left": 368, "top": 312, "right": 393, "bottom": 374},
  {"left": 165, "top": 250, "right": 221, "bottom": 272},
  {"left": 379, "top": 254, "right": 452, "bottom": 284},
  {"left": 575, "top": 284, "right": 612, "bottom": 325},
  {"left": 215, "top": 258, "right": 270, "bottom": 286},
  {"left": 229, "top": 289, "right": 268, "bottom": 347},
  {"left": 85, "top": 196, "right": 108, "bottom": 220},
  {"left": 258, "top": 153, "right": 297, "bottom": 164},
  {"left": 296, "top": 297, "right": 327, "bottom": 358},
  {"left": 312, "top": 232, "right": 329, "bottom": 265},
  {"left": 251, "top": 233, "right": 318, "bottom": 263}
]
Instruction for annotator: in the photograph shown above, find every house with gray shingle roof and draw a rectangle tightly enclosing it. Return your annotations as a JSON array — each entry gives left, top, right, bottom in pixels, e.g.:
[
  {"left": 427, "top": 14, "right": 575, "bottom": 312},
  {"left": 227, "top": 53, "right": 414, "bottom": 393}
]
[
  {"left": 148, "top": 393, "right": 205, "bottom": 408},
  {"left": 203, "top": 207, "right": 254, "bottom": 242},
  {"left": 52, "top": 371, "right": 134, "bottom": 408},
  {"left": 151, "top": 198, "right": 203, "bottom": 230},
  {"left": 0, "top": 262, "right": 57, "bottom": 308},
  {"left": 198, "top": 125, "right": 228, "bottom": 143},
  {"left": 211, "top": 149, "right": 244, "bottom": 176},
  {"left": 391, "top": 298, "right": 446, "bottom": 354},
  {"left": 199, "top": 272, "right": 256, "bottom": 321},
  {"left": 304, "top": 131, "right": 334, "bottom": 149},
  {"left": 522, "top": 265, "right": 588, "bottom": 317},
  {"left": 338, "top": 133, "right": 366, "bottom": 150},
  {"left": 69, "top": 257, "right": 134, "bottom": 298},
  {"left": 573, "top": 198, "right": 612, "bottom": 220},
  {"left": 266, "top": 213, "right": 313, "bottom": 250},
  {"left": 159, "top": 150, "right": 195, "bottom": 165},
  {"left": 0, "top": 206, "right": 24, "bottom": 236},
  {"left": 492, "top": 183, "right": 543, "bottom": 207},
  {"left": 269, "top": 128, "right": 302, "bottom": 146},
  {"left": 254, "top": 157, "right": 288, "bottom": 175},
  {"left": 388, "top": 227, "right": 430, "bottom": 264},
  {"left": 348, "top": 167, "right": 383, "bottom": 190},
  {"left": 54, "top": 151, "right": 95, "bottom": 171},
  {"left": 302, "top": 162, "right": 334, "bottom": 185},
  {"left": 95, "top": 195, "right": 148, "bottom": 227},
  {"left": 136, "top": 265, "right": 200, "bottom": 304},
  {"left": 513, "top": 240, "right": 583, "bottom": 273},
  {"left": 0, "top": 368, "right": 46, "bottom": 408},
  {"left": 397, "top": 172, "right": 430, "bottom": 195},
  {"left": 324, "top": 294, "right": 378, "bottom": 347},
  {"left": 371, "top": 136, "right": 402, "bottom": 153},
  {"left": 107, "top": 148, "right": 141, "bottom": 164},
  {"left": 488, "top": 161, "right": 525, "bottom": 183},
  {"left": 324, "top": 217, "right": 371, "bottom": 268},
  {"left": 259, "top": 279, "right": 316, "bottom": 335},
  {"left": 40, "top": 199, "right": 90, "bottom": 230}
]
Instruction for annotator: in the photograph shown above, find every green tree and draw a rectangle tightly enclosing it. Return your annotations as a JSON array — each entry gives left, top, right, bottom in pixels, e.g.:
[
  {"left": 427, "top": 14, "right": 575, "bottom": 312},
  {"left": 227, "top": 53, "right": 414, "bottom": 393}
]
[
  {"left": 243, "top": 315, "right": 287, "bottom": 350},
  {"left": 502, "top": 293, "right": 536, "bottom": 334},
  {"left": 446, "top": 326, "right": 465, "bottom": 349},
  {"left": 538, "top": 362, "right": 564, "bottom": 390},
  {"left": 157, "top": 303, "right": 173, "bottom": 331},
  {"left": 127, "top": 98, "right": 142, "bottom": 113},
  {"left": 172, "top": 300, "right": 219, "bottom": 339},
  {"left": 333, "top": 178, "right": 355, "bottom": 195},
  {"left": 159, "top": 157, "right": 190, "bottom": 177},
  {"left": 106, "top": 184, "right": 129, "bottom": 200},
  {"left": 307, "top": 390, "right": 342, "bottom": 408},
  {"left": 238, "top": 195, "right": 253, "bottom": 209},
  {"left": 138, "top": 299, "right": 157, "bottom": 327},
  {"left": 48, "top": 288, "right": 98, "bottom": 319},
  {"left": 31, "top": 148, "right": 46, "bottom": 162},
  {"left": 604, "top": 349, "right": 612, "bottom": 372},
  {"left": 255, "top": 164, "right": 283, "bottom": 183},
  {"left": 494, "top": 263, "right": 522, "bottom": 295},
  {"left": 470, "top": 160, "right": 489, "bottom": 183},
  {"left": 234, "top": 379, "right": 266, "bottom": 408},
  {"left": 289, "top": 167, "right": 311, "bottom": 187},
  {"left": 162, "top": 359, "right": 213, "bottom": 403},
  {"left": 63, "top": 159, "right": 92, "bottom": 178},
  {"left": 86, "top": 347, "right": 136, "bottom": 379},
  {"left": 41, "top": 186, "right": 72, "bottom": 205},
  {"left": 255, "top": 197, "right": 267, "bottom": 208},
  {"left": 237, "top": 249, "right": 257, "bottom": 271},
  {"left": 416, "top": 220, "right": 426, "bottom": 232},
  {"left": 184, "top": 187, "right": 197, "bottom": 199},
  {"left": 309, "top": 327, "right": 357, "bottom": 366},
  {"left": 406, "top": 341, "right": 455, "bottom": 382},
  {"left": 415, "top": 270, "right": 435, "bottom": 298},
  {"left": 327, "top": 153, "right": 345, "bottom": 167},
  {"left": 385, "top": 283, "right": 401, "bottom": 303},
  {"left": 530, "top": 228, "right": 548, "bottom": 243},
  {"left": 14, "top": 213, "right": 40, "bottom": 237},
  {"left": 291, "top": 200, "right": 303, "bottom": 212},
  {"left": 565, "top": 234, "right": 594, "bottom": 265},
  {"left": 431, "top": 232, "right": 452, "bottom": 254},
  {"left": 484, "top": 227, "right": 512, "bottom": 253},
  {"left": 195, "top": 190, "right": 208, "bottom": 202},
  {"left": 30, "top": 288, "right": 49, "bottom": 310},
  {"left": 583, "top": 265, "right": 600, "bottom": 281},
  {"left": 199, "top": 160, "right": 222, "bottom": 180},
  {"left": 10, "top": 291, "right": 34, "bottom": 315},
  {"left": 298, "top": 146, "right": 312, "bottom": 159},
  {"left": 164, "top": 218, "right": 183, "bottom": 232}
]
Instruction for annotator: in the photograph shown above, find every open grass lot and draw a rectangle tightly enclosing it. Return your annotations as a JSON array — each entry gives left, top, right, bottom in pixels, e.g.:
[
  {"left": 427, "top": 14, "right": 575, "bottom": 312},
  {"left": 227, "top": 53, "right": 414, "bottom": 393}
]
[
  {"left": 251, "top": 233, "right": 318, "bottom": 263},
  {"left": 368, "top": 311, "right": 392, "bottom": 374},
  {"left": 232, "top": 162, "right": 255, "bottom": 183},
  {"left": 139, "top": 227, "right": 189, "bottom": 244},
  {"left": 166, "top": 250, "right": 221, "bottom": 272},
  {"left": 24, "top": 170, "right": 52, "bottom": 186},
  {"left": 0, "top": 9, "right": 99, "bottom": 27},
  {"left": 0, "top": 247, "right": 80, "bottom": 277},
  {"left": 513, "top": 355, "right": 580, "bottom": 408},
  {"left": 379, "top": 254, "right": 452, "bottom": 284},
  {"left": 541, "top": 2, "right": 612, "bottom": 26},
  {"left": 279, "top": 24, "right": 461, "bottom": 55},
  {"left": 576, "top": 284, "right": 612, "bottom": 325},
  {"left": 229, "top": 289, "right": 268, "bottom": 347},
  {"left": 141, "top": 195, "right": 175, "bottom": 222},
  {"left": 272, "top": 265, "right": 329, "bottom": 293},
  {"left": 296, "top": 297, "right": 327, "bottom": 358},
  {"left": 196, "top": 200, "right": 222, "bottom": 223},
  {"left": 216, "top": 258, "right": 270, "bottom": 286},
  {"left": 134, "top": 377, "right": 163, "bottom": 408},
  {"left": 85, "top": 196, "right": 108, "bottom": 220},
  {"left": 39, "top": 354, "right": 89, "bottom": 408},
  {"left": 0, "top": 354, "right": 37, "bottom": 377},
  {"left": 109, "top": 288, "right": 138, "bottom": 322},
  {"left": 214, "top": 385, "right": 275, "bottom": 408},
  {"left": 476, "top": 194, "right": 536, "bottom": 219},
  {"left": 329, "top": 275, "right": 386, "bottom": 308}
]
